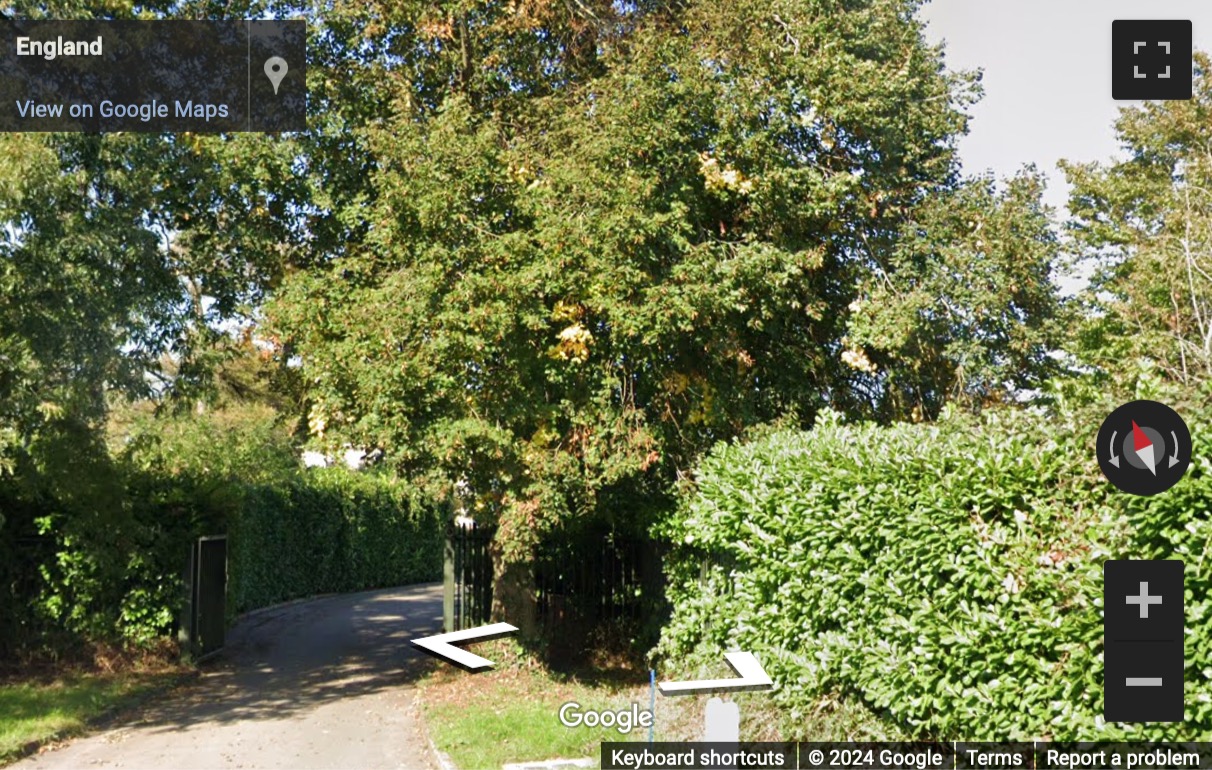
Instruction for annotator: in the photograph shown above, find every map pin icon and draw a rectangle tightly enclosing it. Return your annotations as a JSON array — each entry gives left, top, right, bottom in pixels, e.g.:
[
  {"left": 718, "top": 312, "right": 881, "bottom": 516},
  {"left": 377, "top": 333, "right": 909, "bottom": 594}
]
[{"left": 264, "top": 56, "right": 288, "bottom": 95}]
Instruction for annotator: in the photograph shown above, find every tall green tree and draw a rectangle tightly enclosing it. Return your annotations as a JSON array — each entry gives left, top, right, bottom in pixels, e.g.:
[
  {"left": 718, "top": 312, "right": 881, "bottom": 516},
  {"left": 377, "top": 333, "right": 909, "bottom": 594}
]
[
  {"left": 0, "top": 1, "right": 318, "bottom": 652},
  {"left": 0, "top": 127, "right": 312, "bottom": 651},
  {"left": 0, "top": 131, "right": 179, "bottom": 651},
  {"left": 847, "top": 170, "right": 1062, "bottom": 418},
  {"left": 0, "top": 133, "right": 172, "bottom": 476},
  {"left": 271, "top": 0, "right": 1004, "bottom": 629},
  {"left": 1064, "top": 54, "right": 1212, "bottom": 387}
]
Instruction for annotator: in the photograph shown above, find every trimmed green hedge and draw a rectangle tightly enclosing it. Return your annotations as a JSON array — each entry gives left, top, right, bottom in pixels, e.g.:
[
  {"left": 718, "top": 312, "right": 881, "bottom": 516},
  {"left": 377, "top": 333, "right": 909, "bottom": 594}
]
[
  {"left": 3, "top": 403, "right": 446, "bottom": 658},
  {"left": 658, "top": 403, "right": 1212, "bottom": 740},
  {"left": 228, "top": 468, "right": 445, "bottom": 615}
]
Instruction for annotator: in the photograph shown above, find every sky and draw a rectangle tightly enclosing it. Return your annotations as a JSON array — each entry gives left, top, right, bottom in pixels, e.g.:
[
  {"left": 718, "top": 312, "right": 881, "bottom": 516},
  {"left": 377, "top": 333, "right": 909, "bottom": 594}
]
[{"left": 918, "top": 0, "right": 1212, "bottom": 213}]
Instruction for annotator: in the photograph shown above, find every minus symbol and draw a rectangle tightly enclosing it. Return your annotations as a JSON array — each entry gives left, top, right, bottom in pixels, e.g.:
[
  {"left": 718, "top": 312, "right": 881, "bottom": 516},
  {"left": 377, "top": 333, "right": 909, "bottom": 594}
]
[{"left": 1126, "top": 677, "right": 1163, "bottom": 687}]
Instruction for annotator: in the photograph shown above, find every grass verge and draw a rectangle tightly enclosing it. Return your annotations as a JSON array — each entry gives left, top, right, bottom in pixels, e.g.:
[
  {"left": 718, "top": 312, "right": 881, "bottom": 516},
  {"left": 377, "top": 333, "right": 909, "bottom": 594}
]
[
  {"left": 420, "top": 643, "right": 909, "bottom": 768},
  {"left": 0, "top": 668, "right": 192, "bottom": 765},
  {"left": 419, "top": 640, "right": 654, "bottom": 769}
]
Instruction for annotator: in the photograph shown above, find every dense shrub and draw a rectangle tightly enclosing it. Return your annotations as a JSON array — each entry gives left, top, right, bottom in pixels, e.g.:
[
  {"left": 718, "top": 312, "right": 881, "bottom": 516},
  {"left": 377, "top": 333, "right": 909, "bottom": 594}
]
[
  {"left": 0, "top": 431, "right": 185, "bottom": 660},
  {"left": 6, "top": 466, "right": 444, "bottom": 657},
  {"left": 2, "top": 406, "right": 444, "bottom": 661},
  {"left": 658, "top": 399, "right": 1212, "bottom": 739},
  {"left": 228, "top": 469, "right": 445, "bottom": 614}
]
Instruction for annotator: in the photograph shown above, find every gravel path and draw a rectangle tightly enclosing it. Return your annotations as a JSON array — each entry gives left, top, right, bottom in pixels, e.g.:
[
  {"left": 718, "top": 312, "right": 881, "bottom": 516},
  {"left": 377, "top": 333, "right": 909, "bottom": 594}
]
[{"left": 17, "top": 583, "right": 445, "bottom": 770}]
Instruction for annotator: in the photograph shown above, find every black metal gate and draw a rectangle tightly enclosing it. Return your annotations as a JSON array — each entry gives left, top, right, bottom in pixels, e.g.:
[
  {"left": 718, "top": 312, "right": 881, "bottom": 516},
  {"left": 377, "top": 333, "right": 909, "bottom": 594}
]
[
  {"left": 444, "top": 522, "right": 494, "bottom": 632},
  {"left": 534, "top": 526, "right": 662, "bottom": 629},
  {"left": 180, "top": 535, "right": 227, "bottom": 658},
  {"left": 442, "top": 518, "right": 666, "bottom": 644}
]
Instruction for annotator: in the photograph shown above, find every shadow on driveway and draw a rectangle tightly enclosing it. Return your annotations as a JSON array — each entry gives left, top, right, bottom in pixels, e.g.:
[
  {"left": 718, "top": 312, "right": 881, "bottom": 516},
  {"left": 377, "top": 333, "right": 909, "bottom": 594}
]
[{"left": 18, "top": 582, "right": 445, "bottom": 770}]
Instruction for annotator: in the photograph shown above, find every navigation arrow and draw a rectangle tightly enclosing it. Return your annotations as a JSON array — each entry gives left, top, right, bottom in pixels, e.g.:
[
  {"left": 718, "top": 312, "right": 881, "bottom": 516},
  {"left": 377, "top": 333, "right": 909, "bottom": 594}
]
[
  {"left": 658, "top": 652, "right": 773, "bottom": 695},
  {"left": 1109, "top": 430, "right": 1120, "bottom": 468},
  {"left": 1169, "top": 430, "right": 1181, "bottom": 468},
  {"left": 411, "top": 622, "right": 518, "bottom": 671}
]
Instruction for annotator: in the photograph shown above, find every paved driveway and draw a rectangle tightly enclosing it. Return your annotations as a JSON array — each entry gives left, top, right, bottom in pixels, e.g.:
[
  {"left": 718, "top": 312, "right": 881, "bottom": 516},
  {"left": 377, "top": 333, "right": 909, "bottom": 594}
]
[{"left": 18, "top": 583, "right": 445, "bottom": 770}]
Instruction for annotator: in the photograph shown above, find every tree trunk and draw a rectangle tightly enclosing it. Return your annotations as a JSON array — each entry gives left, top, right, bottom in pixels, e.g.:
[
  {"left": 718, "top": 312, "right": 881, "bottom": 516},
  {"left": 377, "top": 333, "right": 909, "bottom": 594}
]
[{"left": 491, "top": 548, "right": 537, "bottom": 641}]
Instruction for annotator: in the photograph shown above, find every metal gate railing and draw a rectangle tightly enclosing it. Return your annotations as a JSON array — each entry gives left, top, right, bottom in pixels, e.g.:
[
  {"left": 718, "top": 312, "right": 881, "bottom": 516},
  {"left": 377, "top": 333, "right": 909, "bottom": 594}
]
[
  {"left": 442, "top": 519, "right": 667, "bottom": 638},
  {"left": 444, "top": 522, "right": 494, "bottom": 632}
]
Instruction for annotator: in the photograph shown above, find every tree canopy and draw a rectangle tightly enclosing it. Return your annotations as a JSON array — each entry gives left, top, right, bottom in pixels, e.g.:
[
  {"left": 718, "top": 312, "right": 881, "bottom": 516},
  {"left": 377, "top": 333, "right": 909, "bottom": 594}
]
[
  {"left": 264, "top": 0, "right": 1063, "bottom": 624},
  {"left": 1065, "top": 53, "right": 1212, "bottom": 389},
  {"left": 0, "top": 0, "right": 1071, "bottom": 639}
]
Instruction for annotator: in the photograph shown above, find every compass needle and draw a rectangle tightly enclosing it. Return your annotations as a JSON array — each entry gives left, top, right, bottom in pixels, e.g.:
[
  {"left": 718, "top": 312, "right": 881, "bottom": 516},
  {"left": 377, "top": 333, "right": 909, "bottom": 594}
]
[{"left": 1131, "top": 420, "right": 1158, "bottom": 476}]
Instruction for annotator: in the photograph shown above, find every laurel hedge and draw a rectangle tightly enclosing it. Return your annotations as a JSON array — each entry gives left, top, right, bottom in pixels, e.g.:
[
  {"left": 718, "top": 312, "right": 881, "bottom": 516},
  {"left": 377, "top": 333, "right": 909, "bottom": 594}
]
[
  {"left": 227, "top": 468, "right": 445, "bottom": 615},
  {"left": 658, "top": 401, "right": 1212, "bottom": 740}
]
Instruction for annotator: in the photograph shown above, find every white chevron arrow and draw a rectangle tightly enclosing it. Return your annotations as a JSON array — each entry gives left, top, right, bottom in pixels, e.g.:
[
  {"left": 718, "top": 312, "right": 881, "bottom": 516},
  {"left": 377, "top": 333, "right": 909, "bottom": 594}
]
[
  {"left": 658, "top": 652, "right": 773, "bottom": 695},
  {"left": 411, "top": 622, "right": 517, "bottom": 670}
]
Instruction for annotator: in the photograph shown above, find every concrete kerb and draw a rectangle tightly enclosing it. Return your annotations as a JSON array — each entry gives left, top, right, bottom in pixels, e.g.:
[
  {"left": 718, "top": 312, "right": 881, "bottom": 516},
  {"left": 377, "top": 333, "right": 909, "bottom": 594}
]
[{"left": 423, "top": 721, "right": 458, "bottom": 770}]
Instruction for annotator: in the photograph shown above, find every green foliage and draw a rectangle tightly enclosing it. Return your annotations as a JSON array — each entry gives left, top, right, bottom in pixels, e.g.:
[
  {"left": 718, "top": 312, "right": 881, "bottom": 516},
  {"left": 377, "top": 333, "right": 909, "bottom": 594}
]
[
  {"left": 120, "top": 407, "right": 442, "bottom": 630},
  {"left": 848, "top": 171, "right": 1063, "bottom": 417},
  {"left": 0, "top": 133, "right": 174, "bottom": 484},
  {"left": 3, "top": 400, "right": 442, "bottom": 659},
  {"left": 1, "top": 408, "right": 259, "bottom": 655},
  {"left": 0, "top": 80, "right": 321, "bottom": 656},
  {"left": 659, "top": 397, "right": 1212, "bottom": 739},
  {"left": 1063, "top": 53, "right": 1212, "bottom": 387},
  {"left": 270, "top": 0, "right": 1032, "bottom": 605},
  {"left": 228, "top": 469, "right": 444, "bottom": 614}
]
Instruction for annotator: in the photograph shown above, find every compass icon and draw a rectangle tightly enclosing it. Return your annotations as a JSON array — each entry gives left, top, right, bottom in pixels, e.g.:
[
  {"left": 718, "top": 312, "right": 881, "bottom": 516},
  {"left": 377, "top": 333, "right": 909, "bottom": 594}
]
[{"left": 1097, "top": 400, "right": 1191, "bottom": 496}]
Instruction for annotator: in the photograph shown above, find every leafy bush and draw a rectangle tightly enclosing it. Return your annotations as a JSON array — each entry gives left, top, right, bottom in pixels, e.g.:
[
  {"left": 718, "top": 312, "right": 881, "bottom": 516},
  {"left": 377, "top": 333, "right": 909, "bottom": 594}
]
[
  {"left": 4, "top": 406, "right": 444, "bottom": 660},
  {"left": 16, "top": 465, "right": 444, "bottom": 653},
  {"left": 121, "top": 406, "right": 443, "bottom": 629},
  {"left": 658, "top": 400, "right": 1212, "bottom": 739}
]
